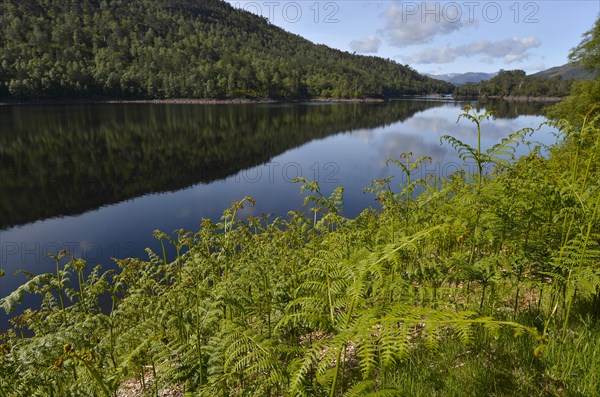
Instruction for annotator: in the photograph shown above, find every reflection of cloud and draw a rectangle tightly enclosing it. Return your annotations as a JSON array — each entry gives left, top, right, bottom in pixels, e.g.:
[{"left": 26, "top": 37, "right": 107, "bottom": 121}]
[
  {"left": 376, "top": 131, "right": 450, "bottom": 167},
  {"left": 445, "top": 118, "right": 527, "bottom": 141},
  {"left": 402, "top": 37, "right": 541, "bottom": 64},
  {"left": 378, "top": 111, "right": 546, "bottom": 172},
  {"left": 177, "top": 207, "right": 193, "bottom": 219},
  {"left": 370, "top": 131, "right": 472, "bottom": 182},
  {"left": 404, "top": 116, "right": 455, "bottom": 134},
  {"left": 238, "top": 206, "right": 256, "bottom": 218},
  {"left": 350, "top": 128, "right": 376, "bottom": 143},
  {"left": 373, "top": 123, "right": 537, "bottom": 182},
  {"left": 349, "top": 36, "right": 381, "bottom": 53}
]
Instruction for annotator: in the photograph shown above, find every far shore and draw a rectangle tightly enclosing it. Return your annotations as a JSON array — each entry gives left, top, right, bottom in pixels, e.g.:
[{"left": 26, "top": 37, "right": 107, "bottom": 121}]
[
  {"left": 0, "top": 97, "right": 387, "bottom": 106},
  {"left": 454, "top": 95, "right": 564, "bottom": 103},
  {"left": 0, "top": 95, "right": 564, "bottom": 106},
  {"left": 484, "top": 95, "right": 564, "bottom": 102}
]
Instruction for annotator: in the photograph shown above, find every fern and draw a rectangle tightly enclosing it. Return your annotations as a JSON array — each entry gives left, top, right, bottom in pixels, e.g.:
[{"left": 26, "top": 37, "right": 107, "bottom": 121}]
[{"left": 3, "top": 108, "right": 600, "bottom": 396}]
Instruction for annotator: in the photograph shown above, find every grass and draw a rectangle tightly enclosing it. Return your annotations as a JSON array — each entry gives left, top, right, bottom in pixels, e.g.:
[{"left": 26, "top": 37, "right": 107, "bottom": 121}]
[{"left": 0, "top": 106, "right": 599, "bottom": 397}]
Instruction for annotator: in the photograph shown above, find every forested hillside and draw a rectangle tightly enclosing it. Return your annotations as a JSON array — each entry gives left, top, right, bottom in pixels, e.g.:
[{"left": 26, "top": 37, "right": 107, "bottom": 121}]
[{"left": 0, "top": 0, "right": 452, "bottom": 99}]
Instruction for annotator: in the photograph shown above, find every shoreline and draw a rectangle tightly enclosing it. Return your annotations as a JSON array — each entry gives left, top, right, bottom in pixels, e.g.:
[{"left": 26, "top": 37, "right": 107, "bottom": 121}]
[
  {"left": 0, "top": 97, "right": 387, "bottom": 106},
  {"left": 455, "top": 95, "right": 564, "bottom": 103},
  {"left": 486, "top": 95, "right": 564, "bottom": 102},
  {"left": 0, "top": 95, "right": 564, "bottom": 106}
]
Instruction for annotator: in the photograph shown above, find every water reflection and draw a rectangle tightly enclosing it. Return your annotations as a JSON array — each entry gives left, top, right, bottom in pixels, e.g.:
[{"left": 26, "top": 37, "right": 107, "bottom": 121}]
[{"left": 0, "top": 100, "right": 442, "bottom": 229}]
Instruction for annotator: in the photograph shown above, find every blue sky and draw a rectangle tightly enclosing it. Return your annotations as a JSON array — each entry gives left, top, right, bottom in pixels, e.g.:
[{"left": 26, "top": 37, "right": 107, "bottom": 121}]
[{"left": 225, "top": 1, "right": 599, "bottom": 75}]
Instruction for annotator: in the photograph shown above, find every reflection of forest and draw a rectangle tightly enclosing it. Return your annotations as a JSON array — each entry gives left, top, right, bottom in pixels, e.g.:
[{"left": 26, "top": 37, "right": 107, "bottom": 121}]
[
  {"left": 0, "top": 101, "right": 444, "bottom": 229},
  {"left": 474, "top": 100, "right": 549, "bottom": 119}
]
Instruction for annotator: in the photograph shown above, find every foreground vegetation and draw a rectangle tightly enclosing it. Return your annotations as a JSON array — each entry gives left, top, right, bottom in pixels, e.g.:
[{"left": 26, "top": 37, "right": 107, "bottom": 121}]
[
  {"left": 1, "top": 103, "right": 599, "bottom": 396},
  {"left": 549, "top": 17, "right": 600, "bottom": 123},
  {"left": 2, "top": 12, "right": 599, "bottom": 397}
]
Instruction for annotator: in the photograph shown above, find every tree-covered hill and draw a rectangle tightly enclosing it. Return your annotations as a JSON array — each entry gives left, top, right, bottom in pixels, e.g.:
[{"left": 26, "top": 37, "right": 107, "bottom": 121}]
[
  {"left": 0, "top": 0, "right": 453, "bottom": 99},
  {"left": 453, "top": 69, "right": 574, "bottom": 99}
]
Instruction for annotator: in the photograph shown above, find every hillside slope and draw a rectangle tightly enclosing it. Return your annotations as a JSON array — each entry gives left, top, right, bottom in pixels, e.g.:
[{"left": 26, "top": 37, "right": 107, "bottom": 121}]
[
  {"left": 0, "top": 0, "right": 453, "bottom": 99},
  {"left": 532, "top": 63, "right": 595, "bottom": 80}
]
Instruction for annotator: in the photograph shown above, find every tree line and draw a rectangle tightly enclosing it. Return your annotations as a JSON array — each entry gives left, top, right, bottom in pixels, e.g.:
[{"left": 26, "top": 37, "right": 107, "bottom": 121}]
[{"left": 453, "top": 69, "right": 574, "bottom": 99}]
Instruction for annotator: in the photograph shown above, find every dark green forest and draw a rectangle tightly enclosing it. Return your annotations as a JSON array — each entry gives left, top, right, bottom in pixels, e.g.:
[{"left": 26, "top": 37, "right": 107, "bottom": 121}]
[
  {"left": 0, "top": 0, "right": 453, "bottom": 99},
  {"left": 453, "top": 69, "right": 575, "bottom": 99}
]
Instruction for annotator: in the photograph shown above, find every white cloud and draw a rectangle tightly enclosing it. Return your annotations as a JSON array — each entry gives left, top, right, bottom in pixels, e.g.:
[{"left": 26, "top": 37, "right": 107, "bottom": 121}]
[
  {"left": 349, "top": 36, "right": 382, "bottom": 53},
  {"left": 523, "top": 62, "right": 546, "bottom": 72},
  {"left": 401, "top": 36, "right": 541, "bottom": 64},
  {"left": 401, "top": 45, "right": 458, "bottom": 63},
  {"left": 503, "top": 53, "right": 529, "bottom": 63},
  {"left": 378, "top": 3, "right": 474, "bottom": 47},
  {"left": 468, "top": 37, "right": 541, "bottom": 61}
]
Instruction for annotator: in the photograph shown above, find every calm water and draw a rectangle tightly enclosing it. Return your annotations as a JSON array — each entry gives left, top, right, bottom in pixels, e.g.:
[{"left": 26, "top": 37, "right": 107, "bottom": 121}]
[{"left": 0, "top": 100, "right": 557, "bottom": 322}]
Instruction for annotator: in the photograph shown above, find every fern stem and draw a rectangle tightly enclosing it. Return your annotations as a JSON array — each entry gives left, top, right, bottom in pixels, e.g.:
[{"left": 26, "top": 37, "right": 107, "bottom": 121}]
[
  {"left": 54, "top": 257, "right": 66, "bottom": 317},
  {"left": 326, "top": 264, "right": 335, "bottom": 324},
  {"left": 405, "top": 153, "right": 411, "bottom": 230},
  {"left": 577, "top": 116, "right": 596, "bottom": 192},
  {"left": 330, "top": 348, "right": 343, "bottom": 397},
  {"left": 77, "top": 268, "right": 87, "bottom": 313},
  {"left": 330, "top": 278, "right": 360, "bottom": 397},
  {"left": 151, "top": 360, "right": 158, "bottom": 397},
  {"left": 477, "top": 117, "right": 483, "bottom": 192},
  {"left": 479, "top": 282, "right": 487, "bottom": 312},
  {"left": 160, "top": 238, "right": 167, "bottom": 267},
  {"left": 77, "top": 357, "right": 112, "bottom": 397},
  {"left": 196, "top": 278, "right": 205, "bottom": 386}
]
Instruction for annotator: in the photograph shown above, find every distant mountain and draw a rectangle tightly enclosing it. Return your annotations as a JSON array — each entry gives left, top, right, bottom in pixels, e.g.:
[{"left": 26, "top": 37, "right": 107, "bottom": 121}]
[
  {"left": 426, "top": 72, "right": 498, "bottom": 86},
  {"left": 430, "top": 63, "right": 593, "bottom": 92},
  {"left": 0, "top": 0, "right": 453, "bottom": 99},
  {"left": 532, "top": 63, "right": 595, "bottom": 80}
]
